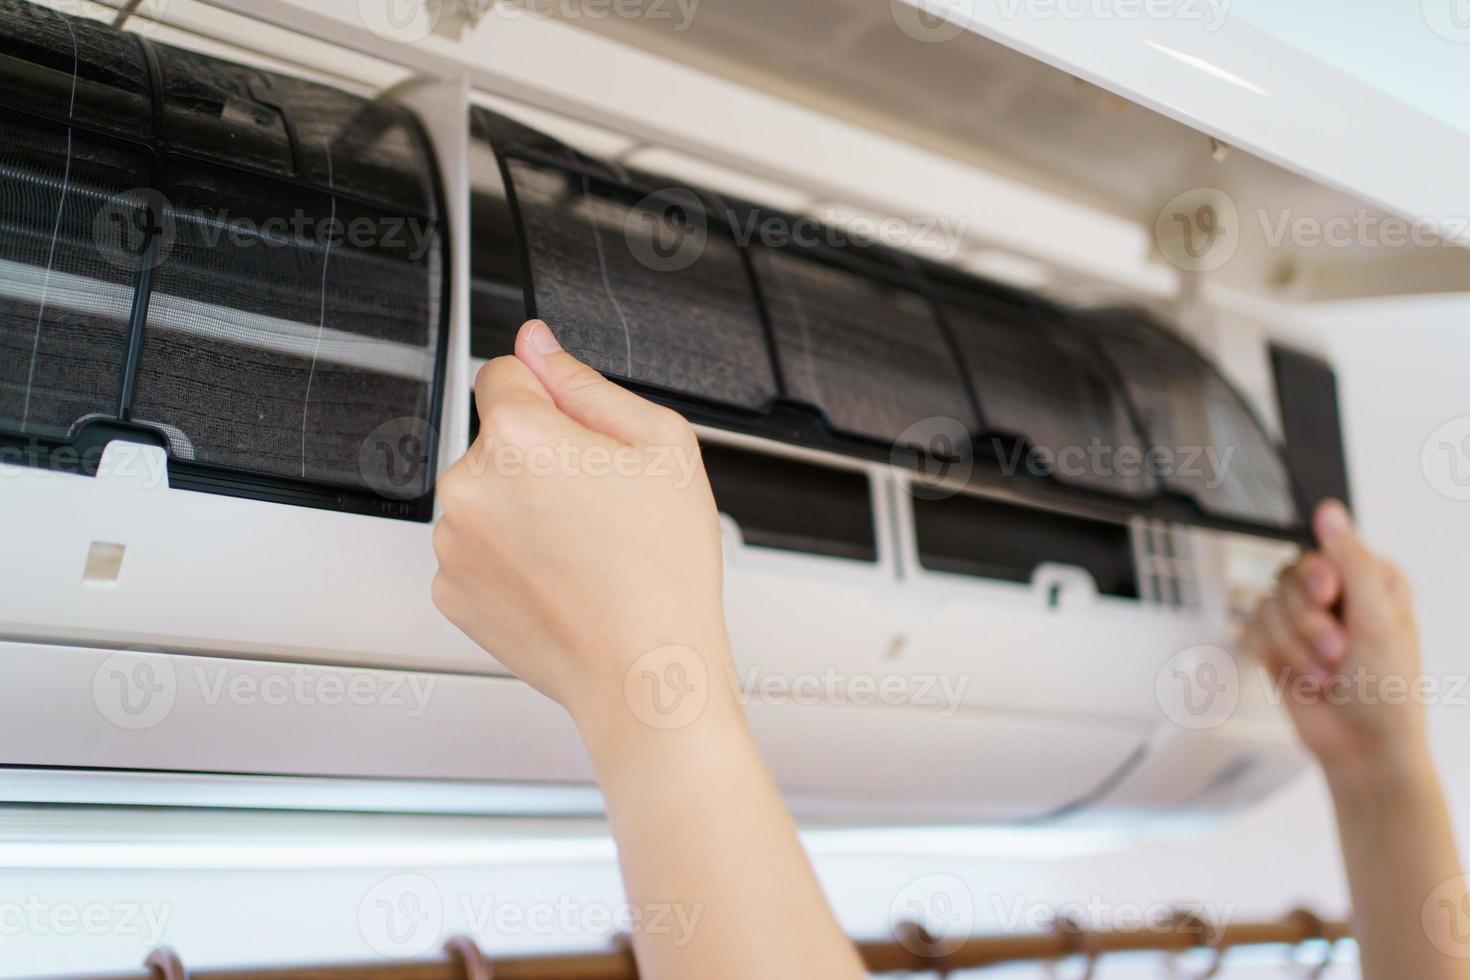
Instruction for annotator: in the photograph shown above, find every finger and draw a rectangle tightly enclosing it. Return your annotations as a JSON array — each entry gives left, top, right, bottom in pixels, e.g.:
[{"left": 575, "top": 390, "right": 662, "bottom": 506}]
[
  {"left": 1260, "top": 596, "right": 1329, "bottom": 686},
  {"left": 1313, "top": 499, "right": 1397, "bottom": 631},
  {"left": 475, "top": 354, "right": 553, "bottom": 416},
  {"left": 514, "top": 319, "right": 671, "bottom": 446},
  {"left": 1281, "top": 553, "right": 1342, "bottom": 610},
  {"left": 1279, "top": 560, "right": 1348, "bottom": 665}
]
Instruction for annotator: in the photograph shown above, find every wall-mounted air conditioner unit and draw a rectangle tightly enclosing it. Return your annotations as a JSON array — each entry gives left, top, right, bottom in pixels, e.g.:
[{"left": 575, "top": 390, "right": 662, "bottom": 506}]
[{"left": 0, "top": 0, "right": 1359, "bottom": 827}]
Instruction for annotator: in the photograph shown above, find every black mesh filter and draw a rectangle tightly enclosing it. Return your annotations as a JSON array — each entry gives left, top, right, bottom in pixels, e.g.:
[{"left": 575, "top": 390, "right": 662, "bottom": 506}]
[
  {"left": 941, "top": 290, "right": 1157, "bottom": 499},
  {"left": 0, "top": 2, "right": 448, "bottom": 519},
  {"left": 130, "top": 164, "right": 442, "bottom": 494},
  {"left": 501, "top": 156, "right": 777, "bottom": 412},
  {"left": 153, "top": 43, "right": 294, "bottom": 176},
  {"left": 271, "top": 73, "right": 439, "bottom": 218},
  {"left": 0, "top": 0, "right": 154, "bottom": 138},
  {"left": 752, "top": 246, "right": 978, "bottom": 444},
  {"left": 0, "top": 117, "right": 148, "bottom": 439},
  {"left": 1089, "top": 308, "right": 1297, "bottom": 527}
]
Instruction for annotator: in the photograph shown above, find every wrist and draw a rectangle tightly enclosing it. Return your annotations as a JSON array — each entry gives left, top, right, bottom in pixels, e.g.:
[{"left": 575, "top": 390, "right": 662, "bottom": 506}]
[
  {"left": 1324, "top": 735, "right": 1439, "bottom": 810},
  {"left": 566, "top": 636, "right": 747, "bottom": 765}
]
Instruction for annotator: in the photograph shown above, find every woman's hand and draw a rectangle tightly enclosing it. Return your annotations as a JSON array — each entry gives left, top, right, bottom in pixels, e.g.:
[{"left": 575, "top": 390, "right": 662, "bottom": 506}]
[
  {"left": 1244, "top": 500, "right": 1466, "bottom": 980},
  {"left": 431, "top": 319, "right": 731, "bottom": 728},
  {"left": 1241, "top": 499, "right": 1426, "bottom": 781},
  {"left": 429, "top": 321, "right": 866, "bottom": 980}
]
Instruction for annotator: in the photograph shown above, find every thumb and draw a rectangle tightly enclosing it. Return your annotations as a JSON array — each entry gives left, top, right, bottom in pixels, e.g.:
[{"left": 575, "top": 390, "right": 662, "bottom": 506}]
[
  {"left": 1314, "top": 499, "right": 1393, "bottom": 628},
  {"left": 514, "top": 320, "right": 659, "bottom": 446}
]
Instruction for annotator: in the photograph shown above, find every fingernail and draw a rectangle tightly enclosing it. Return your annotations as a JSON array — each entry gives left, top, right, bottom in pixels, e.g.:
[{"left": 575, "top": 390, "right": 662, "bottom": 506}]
[
  {"left": 526, "top": 320, "right": 561, "bottom": 355},
  {"left": 1316, "top": 631, "right": 1346, "bottom": 663},
  {"left": 1315, "top": 499, "right": 1351, "bottom": 541}
]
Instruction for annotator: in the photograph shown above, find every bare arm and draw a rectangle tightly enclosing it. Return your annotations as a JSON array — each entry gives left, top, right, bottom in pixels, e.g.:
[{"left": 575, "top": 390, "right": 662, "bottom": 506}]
[
  {"left": 1243, "top": 501, "right": 1468, "bottom": 980},
  {"left": 431, "top": 320, "right": 865, "bottom": 980}
]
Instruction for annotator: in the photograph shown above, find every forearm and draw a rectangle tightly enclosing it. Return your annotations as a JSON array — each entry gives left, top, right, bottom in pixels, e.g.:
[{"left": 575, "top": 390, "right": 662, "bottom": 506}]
[
  {"left": 1329, "top": 745, "right": 1469, "bottom": 980},
  {"left": 576, "top": 647, "right": 866, "bottom": 980}
]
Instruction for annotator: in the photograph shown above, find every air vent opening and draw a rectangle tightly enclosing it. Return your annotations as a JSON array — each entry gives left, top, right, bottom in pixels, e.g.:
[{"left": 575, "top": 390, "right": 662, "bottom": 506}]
[
  {"left": 702, "top": 442, "right": 877, "bottom": 563},
  {"left": 913, "top": 492, "right": 1139, "bottom": 599}
]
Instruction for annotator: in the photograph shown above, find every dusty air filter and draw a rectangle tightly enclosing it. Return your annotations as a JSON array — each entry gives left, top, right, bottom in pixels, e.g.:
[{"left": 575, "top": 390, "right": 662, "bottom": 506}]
[{"left": 0, "top": 0, "right": 449, "bottom": 519}]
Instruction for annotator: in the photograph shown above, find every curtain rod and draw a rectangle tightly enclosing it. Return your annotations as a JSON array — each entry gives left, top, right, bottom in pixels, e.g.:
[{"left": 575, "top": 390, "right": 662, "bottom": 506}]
[{"left": 68, "top": 908, "right": 1350, "bottom": 980}]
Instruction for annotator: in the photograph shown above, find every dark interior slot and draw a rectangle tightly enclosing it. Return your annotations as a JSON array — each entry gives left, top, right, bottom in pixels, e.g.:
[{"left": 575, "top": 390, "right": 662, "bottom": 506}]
[
  {"left": 1270, "top": 344, "right": 1351, "bottom": 513},
  {"left": 701, "top": 441, "right": 877, "bottom": 562},
  {"left": 468, "top": 187, "right": 528, "bottom": 359},
  {"left": 913, "top": 492, "right": 1139, "bottom": 598}
]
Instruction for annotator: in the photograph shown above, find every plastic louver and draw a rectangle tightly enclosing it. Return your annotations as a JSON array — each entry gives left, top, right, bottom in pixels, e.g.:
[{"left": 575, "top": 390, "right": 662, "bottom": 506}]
[
  {"left": 0, "top": 1, "right": 449, "bottom": 520},
  {"left": 469, "top": 105, "right": 1307, "bottom": 540}
]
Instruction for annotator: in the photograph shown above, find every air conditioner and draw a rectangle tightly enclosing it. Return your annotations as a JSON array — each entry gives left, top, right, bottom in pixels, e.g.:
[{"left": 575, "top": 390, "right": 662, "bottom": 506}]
[{"left": 0, "top": 0, "right": 1378, "bottom": 828}]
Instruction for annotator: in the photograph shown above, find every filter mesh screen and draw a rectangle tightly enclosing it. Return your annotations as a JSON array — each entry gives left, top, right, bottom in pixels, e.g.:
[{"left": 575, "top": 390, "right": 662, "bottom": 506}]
[
  {"left": 1092, "top": 310, "right": 1297, "bottom": 526},
  {"left": 154, "top": 43, "right": 294, "bottom": 176},
  {"left": 129, "top": 164, "right": 442, "bottom": 496},
  {"left": 0, "top": 0, "right": 154, "bottom": 137},
  {"left": 506, "top": 157, "right": 777, "bottom": 411},
  {"left": 752, "top": 246, "right": 978, "bottom": 444},
  {"left": 0, "top": 118, "right": 147, "bottom": 438},
  {"left": 943, "top": 296, "right": 1157, "bottom": 498}
]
